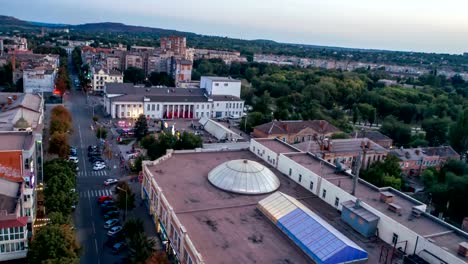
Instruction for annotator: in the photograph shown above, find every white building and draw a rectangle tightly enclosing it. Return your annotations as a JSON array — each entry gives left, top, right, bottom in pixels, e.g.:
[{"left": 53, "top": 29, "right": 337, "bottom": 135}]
[
  {"left": 91, "top": 67, "right": 123, "bottom": 93},
  {"left": 104, "top": 77, "right": 244, "bottom": 119},
  {"left": 23, "top": 68, "right": 57, "bottom": 94}
]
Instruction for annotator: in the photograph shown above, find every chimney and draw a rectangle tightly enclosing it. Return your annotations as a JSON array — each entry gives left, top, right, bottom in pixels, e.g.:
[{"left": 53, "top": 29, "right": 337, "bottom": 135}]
[
  {"left": 12, "top": 95, "right": 17, "bottom": 100},
  {"left": 366, "top": 141, "right": 371, "bottom": 149},
  {"left": 7, "top": 97, "right": 12, "bottom": 105},
  {"left": 354, "top": 199, "right": 361, "bottom": 209},
  {"left": 415, "top": 149, "right": 420, "bottom": 155}
]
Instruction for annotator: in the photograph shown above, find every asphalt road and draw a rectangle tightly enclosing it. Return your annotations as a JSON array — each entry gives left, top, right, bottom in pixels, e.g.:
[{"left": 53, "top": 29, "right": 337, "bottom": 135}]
[{"left": 66, "top": 80, "right": 124, "bottom": 264}]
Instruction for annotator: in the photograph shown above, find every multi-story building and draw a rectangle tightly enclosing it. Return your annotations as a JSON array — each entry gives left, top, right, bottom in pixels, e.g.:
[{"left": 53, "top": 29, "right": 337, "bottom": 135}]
[
  {"left": 9, "top": 54, "right": 59, "bottom": 84},
  {"left": 105, "top": 55, "right": 123, "bottom": 71},
  {"left": 140, "top": 138, "right": 468, "bottom": 264},
  {"left": 125, "top": 53, "right": 144, "bottom": 69},
  {"left": 103, "top": 76, "right": 244, "bottom": 120},
  {"left": 0, "top": 37, "right": 28, "bottom": 53},
  {"left": 23, "top": 67, "right": 57, "bottom": 94},
  {"left": 389, "top": 146, "right": 460, "bottom": 177},
  {"left": 350, "top": 130, "right": 393, "bottom": 149},
  {"left": 252, "top": 120, "right": 340, "bottom": 144},
  {"left": 193, "top": 49, "right": 247, "bottom": 64},
  {"left": 160, "top": 36, "right": 187, "bottom": 57},
  {"left": 90, "top": 67, "right": 123, "bottom": 93},
  {"left": 172, "top": 58, "right": 192, "bottom": 84},
  {"left": 293, "top": 138, "right": 389, "bottom": 170}
]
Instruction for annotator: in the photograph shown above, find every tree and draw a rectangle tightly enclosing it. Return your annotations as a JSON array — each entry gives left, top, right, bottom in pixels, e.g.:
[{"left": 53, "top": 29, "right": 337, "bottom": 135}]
[
  {"left": 143, "top": 132, "right": 202, "bottom": 160},
  {"left": 49, "top": 212, "right": 71, "bottom": 225},
  {"left": 124, "top": 218, "right": 145, "bottom": 235},
  {"left": 149, "top": 72, "right": 175, "bottom": 87},
  {"left": 146, "top": 251, "right": 171, "bottom": 264},
  {"left": 352, "top": 106, "right": 359, "bottom": 125},
  {"left": 422, "top": 118, "right": 450, "bottom": 146},
  {"left": 44, "top": 172, "right": 77, "bottom": 215},
  {"left": 128, "top": 232, "right": 157, "bottom": 264},
  {"left": 380, "top": 116, "right": 412, "bottom": 147},
  {"left": 27, "top": 225, "right": 80, "bottom": 264},
  {"left": 124, "top": 67, "right": 146, "bottom": 84},
  {"left": 48, "top": 133, "right": 70, "bottom": 158},
  {"left": 96, "top": 127, "right": 108, "bottom": 139},
  {"left": 44, "top": 159, "right": 76, "bottom": 184},
  {"left": 361, "top": 155, "right": 403, "bottom": 190},
  {"left": 115, "top": 181, "right": 135, "bottom": 213},
  {"left": 134, "top": 114, "right": 149, "bottom": 141},
  {"left": 50, "top": 119, "right": 71, "bottom": 135},
  {"left": 449, "top": 109, "right": 468, "bottom": 154},
  {"left": 368, "top": 108, "right": 376, "bottom": 126}
]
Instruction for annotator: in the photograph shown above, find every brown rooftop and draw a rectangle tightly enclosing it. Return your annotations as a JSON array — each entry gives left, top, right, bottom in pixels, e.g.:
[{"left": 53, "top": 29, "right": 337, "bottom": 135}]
[
  {"left": 255, "top": 138, "right": 301, "bottom": 154},
  {"left": 147, "top": 150, "right": 386, "bottom": 264},
  {"left": 283, "top": 152, "right": 467, "bottom": 259},
  {"left": 293, "top": 138, "right": 388, "bottom": 154},
  {"left": 254, "top": 120, "right": 339, "bottom": 136}
]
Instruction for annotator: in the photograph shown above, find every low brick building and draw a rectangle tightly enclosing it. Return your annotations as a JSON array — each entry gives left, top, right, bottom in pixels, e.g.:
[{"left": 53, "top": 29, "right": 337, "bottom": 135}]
[
  {"left": 252, "top": 120, "right": 340, "bottom": 144},
  {"left": 350, "top": 130, "right": 393, "bottom": 149},
  {"left": 389, "top": 146, "right": 460, "bottom": 177}
]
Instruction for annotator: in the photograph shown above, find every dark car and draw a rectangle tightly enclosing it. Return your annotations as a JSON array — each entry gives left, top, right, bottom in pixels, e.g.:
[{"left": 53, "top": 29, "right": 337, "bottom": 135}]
[
  {"left": 88, "top": 145, "right": 98, "bottom": 152},
  {"left": 88, "top": 151, "right": 101, "bottom": 158},
  {"left": 100, "top": 200, "right": 115, "bottom": 208},
  {"left": 112, "top": 242, "right": 127, "bottom": 254},
  {"left": 101, "top": 206, "right": 118, "bottom": 213},
  {"left": 105, "top": 236, "right": 124, "bottom": 248},
  {"left": 103, "top": 210, "right": 120, "bottom": 219},
  {"left": 89, "top": 156, "right": 104, "bottom": 162}
]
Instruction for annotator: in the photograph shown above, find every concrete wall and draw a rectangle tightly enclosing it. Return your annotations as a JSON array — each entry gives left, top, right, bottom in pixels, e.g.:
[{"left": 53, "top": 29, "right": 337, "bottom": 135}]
[
  {"left": 211, "top": 100, "right": 244, "bottom": 118},
  {"left": 250, "top": 139, "right": 280, "bottom": 168}
]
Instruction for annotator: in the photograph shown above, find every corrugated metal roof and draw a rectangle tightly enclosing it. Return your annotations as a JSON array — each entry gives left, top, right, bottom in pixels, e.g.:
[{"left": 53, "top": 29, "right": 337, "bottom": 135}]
[{"left": 257, "top": 192, "right": 368, "bottom": 264}]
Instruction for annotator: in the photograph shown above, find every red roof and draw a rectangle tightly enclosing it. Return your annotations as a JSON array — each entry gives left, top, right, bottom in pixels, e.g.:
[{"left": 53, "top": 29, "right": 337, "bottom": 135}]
[{"left": 0, "top": 217, "right": 27, "bottom": 229}]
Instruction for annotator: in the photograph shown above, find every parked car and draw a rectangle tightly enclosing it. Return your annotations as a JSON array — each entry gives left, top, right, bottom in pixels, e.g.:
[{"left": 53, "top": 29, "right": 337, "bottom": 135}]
[
  {"left": 70, "top": 149, "right": 78, "bottom": 156},
  {"left": 88, "top": 151, "right": 101, "bottom": 158},
  {"left": 112, "top": 242, "right": 127, "bottom": 254},
  {"left": 68, "top": 156, "right": 79, "bottom": 164},
  {"left": 105, "top": 236, "right": 124, "bottom": 248},
  {"left": 98, "top": 196, "right": 113, "bottom": 204},
  {"left": 101, "top": 206, "right": 118, "bottom": 214},
  {"left": 104, "top": 179, "right": 118, "bottom": 186},
  {"left": 103, "top": 211, "right": 120, "bottom": 219},
  {"left": 104, "top": 219, "right": 120, "bottom": 229},
  {"left": 107, "top": 226, "right": 123, "bottom": 236},
  {"left": 100, "top": 200, "right": 115, "bottom": 207},
  {"left": 93, "top": 163, "right": 106, "bottom": 171},
  {"left": 94, "top": 161, "right": 106, "bottom": 167},
  {"left": 88, "top": 145, "right": 98, "bottom": 152},
  {"left": 90, "top": 156, "right": 104, "bottom": 163}
]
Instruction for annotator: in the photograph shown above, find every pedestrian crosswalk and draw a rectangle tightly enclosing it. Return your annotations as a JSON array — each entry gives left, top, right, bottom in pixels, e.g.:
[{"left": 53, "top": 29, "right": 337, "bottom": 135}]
[
  {"left": 80, "top": 189, "right": 114, "bottom": 198},
  {"left": 77, "top": 170, "right": 108, "bottom": 177}
]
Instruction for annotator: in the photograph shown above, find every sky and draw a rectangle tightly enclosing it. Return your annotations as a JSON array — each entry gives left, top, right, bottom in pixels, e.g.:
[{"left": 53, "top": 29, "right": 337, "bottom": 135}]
[{"left": 1, "top": 0, "right": 468, "bottom": 54}]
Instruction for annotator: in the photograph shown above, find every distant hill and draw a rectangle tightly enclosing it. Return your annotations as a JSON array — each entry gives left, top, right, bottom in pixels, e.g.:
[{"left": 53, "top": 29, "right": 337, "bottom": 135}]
[{"left": 0, "top": 15, "right": 36, "bottom": 30}]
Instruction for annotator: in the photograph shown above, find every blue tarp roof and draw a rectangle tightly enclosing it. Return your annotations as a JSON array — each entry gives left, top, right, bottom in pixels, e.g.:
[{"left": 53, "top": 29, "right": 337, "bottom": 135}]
[{"left": 258, "top": 192, "right": 368, "bottom": 264}]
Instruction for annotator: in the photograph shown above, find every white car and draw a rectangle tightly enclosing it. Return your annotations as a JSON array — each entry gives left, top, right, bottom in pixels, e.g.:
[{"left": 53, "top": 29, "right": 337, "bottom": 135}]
[
  {"left": 68, "top": 156, "right": 79, "bottom": 164},
  {"left": 93, "top": 161, "right": 106, "bottom": 166},
  {"left": 104, "top": 179, "right": 118, "bottom": 186},
  {"left": 104, "top": 219, "right": 120, "bottom": 229},
  {"left": 93, "top": 163, "right": 106, "bottom": 171},
  {"left": 107, "top": 226, "right": 123, "bottom": 236}
]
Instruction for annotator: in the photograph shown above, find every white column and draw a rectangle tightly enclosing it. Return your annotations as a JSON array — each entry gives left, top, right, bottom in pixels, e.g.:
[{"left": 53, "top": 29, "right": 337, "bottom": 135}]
[
  {"left": 166, "top": 104, "right": 169, "bottom": 119},
  {"left": 182, "top": 105, "right": 186, "bottom": 118},
  {"left": 177, "top": 105, "right": 180, "bottom": 119}
]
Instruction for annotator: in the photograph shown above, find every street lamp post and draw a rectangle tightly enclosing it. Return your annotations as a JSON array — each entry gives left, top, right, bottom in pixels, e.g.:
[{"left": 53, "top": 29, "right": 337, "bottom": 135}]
[{"left": 116, "top": 186, "right": 128, "bottom": 221}]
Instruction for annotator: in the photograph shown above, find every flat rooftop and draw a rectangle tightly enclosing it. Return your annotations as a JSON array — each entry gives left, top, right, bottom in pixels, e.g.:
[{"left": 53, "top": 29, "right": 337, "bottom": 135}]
[
  {"left": 255, "top": 138, "right": 301, "bottom": 154},
  {"left": 147, "top": 150, "right": 387, "bottom": 264},
  {"left": 284, "top": 152, "right": 468, "bottom": 260},
  {"left": 0, "top": 132, "right": 34, "bottom": 151}
]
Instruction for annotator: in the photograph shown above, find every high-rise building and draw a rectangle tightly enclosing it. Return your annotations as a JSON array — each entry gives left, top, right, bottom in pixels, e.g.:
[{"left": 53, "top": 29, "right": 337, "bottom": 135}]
[{"left": 160, "top": 36, "right": 187, "bottom": 57}]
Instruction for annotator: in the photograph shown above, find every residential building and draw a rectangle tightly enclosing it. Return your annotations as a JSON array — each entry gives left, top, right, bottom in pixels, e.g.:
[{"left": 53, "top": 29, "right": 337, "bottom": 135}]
[
  {"left": 193, "top": 49, "right": 247, "bottom": 64},
  {"left": 252, "top": 120, "right": 340, "bottom": 144},
  {"left": 103, "top": 77, "right": 244, "bottom": 120},
  {"left": 389, "top": 146, "right": 460, "bottom": 177},
  {"left": 125, "top": 53, "right": 144, "bottom": 70},
  {"left": 350, "top": 130, "right": 393, "bottom": 149},
  {"left": 293, "top": 138, "right": 388, "bottom": 169},
  {"left": 172, "top": 58, "right": 192, "bottom": 85},
  {"left": 0, "top": 37, "right": 28, "bottom": 53},
  {"left": 0, "top": 176, "right": 29, "bottom": 262},
  {"left": 10, "top": 54, "right": 60, "bottom": 84},
  {"left": 90, "top": 67, "right": 123, "bottom": 93},
  {"left": 105, "top": 55, "right": 123, "bottom": 71},
  {"left": 23, "top": 67, "right": 57, "bottom": 94},
  {"left": 130, "top": 46, "right": 155, "bottom": 53},
  {"left": 160, "top": 36, "right": 187, "bottom": 57}
]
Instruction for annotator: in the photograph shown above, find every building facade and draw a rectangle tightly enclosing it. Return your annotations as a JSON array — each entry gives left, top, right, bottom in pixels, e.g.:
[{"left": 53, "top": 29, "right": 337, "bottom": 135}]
[
  {"left": 91, "top": 67, "right": 123, "bottom": 93},
  {"left": 23, "top": 68, "right": 57, "bottom": 94}
]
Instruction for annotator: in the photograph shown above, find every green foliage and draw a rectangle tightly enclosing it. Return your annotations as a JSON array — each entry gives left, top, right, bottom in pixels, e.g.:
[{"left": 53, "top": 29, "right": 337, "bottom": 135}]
[
  {"left": 48, "top": 133, "right": 70, "bottom": 158},
  {"left": 331, "top": 132, "right": 349, "bottom": 139},
  {"left": 27, "top": 224, "right": 80, "bottom": 264},
  {"left": 421, "top": 118, "right": 450, "bottom": 146},
  {"left": 43, "top": 159, "right": 77, "bottom": 216},
  {"left": 95, "top": 127, "right": 108, "bottom": 139},
  {"left": 240, "top": 112, "right": 269, "bottom": 132},
  {"left": 422, "top": 160, "right": 468, "bottom": 224},
  {"left": 32, "top": 46, "right": 67, "bottom": 57},
  {"left": 124, "top": 218, "right": 156, "bottom": 264},
  {"left": 149, "top": 72, "right": 175, "bottom": 86},
  {"left": 49, "top": 212, "right": 71, "bottom": 225},
  {"left": 361, "top": 155, "right": 403, "bottom": 190},
  {"left": 131, "top": 155, "right": 145, "bottom": 173},
  {"left": 134, "top": 114, "right": 149, "bottom": 141},
  {"left": 380, "top": 116, "right": 412, "bottom": 146},
  {"left": 449, "top": 109, "right": 468, "bottom": 154},
  {"left": 143, "top": 132, "right": 203, "bottom": 160},
  {"left": 115, "top": 182, "right": 135, "bottom": 211},
  {"left": 124, "top": 67, "right": 145, "bottom": 84}
]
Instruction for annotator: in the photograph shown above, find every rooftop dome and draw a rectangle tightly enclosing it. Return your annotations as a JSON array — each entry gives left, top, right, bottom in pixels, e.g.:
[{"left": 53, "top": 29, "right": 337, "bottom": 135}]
[
  {"left": 14, "top": 117, "right": 30, "bottom": 130},
  {"left": 208, "top": 159, "right": 280, "bottom": 195}
]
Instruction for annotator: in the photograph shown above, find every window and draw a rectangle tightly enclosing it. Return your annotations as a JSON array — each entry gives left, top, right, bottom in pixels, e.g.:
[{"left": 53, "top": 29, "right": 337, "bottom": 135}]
[
  {"left": 288, "top": 168, "right": 292, "bottom": 176},
  {"left": 202, "top": 105, "right": 204, "bottom": 110},
  {"left": 335, "top": 197, "right": 340, "bottom": 207},
  {"left": 120, "top": 112, "right": 124, "bottom": 117},
  {"left": 309, "top": 181, "right": 314, "bottom": 190},
  {"left": 392, "top": 233, "right": 398, "bottom": 245},
  {"left": 207, "top": 104, "right": 210, "bottom": 109},
  {"left": 217, "top": 103, "right": 219, "bottom": 107},
  {"left": 127, "top": 112, "right": 130, "bottom": 116},
  {"left": 157, "top": 104, "right": 160, "bottom": 111},
  {"left": 272, "top": 159, "right": 275, "bottom": 164},
  {"left": 322, "top": 189, "right": 327, "bottom": 198},
  {"left": 152, "top": 104, "right": 155, "bottom": 111},
  {"left": 197, "top": 105, "right": 199, "bottom": 109},
  {"left": 253, "top": 146, "right": 256, "bottom": 152},
  {"left": 147, "top": 104, "right": 150, "bottom": 111},
  {"left": 298, "top": 174, "right": 302, "bottom": 182},
  {"left": 224, "top": 83, "right": 228, "bottom": 86},
  {"left": 215, "top": 83, "right": 219, "bottom": 86},
  {"left": 226, "top": 103, "right": 228, "bottom": 108}
]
